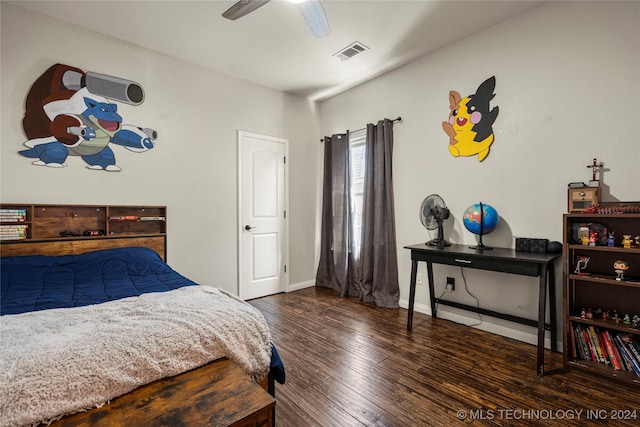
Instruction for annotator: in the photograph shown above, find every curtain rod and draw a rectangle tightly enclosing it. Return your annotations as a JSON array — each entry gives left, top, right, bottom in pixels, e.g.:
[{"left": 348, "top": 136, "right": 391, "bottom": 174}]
[{"left": 321, "top": 117, "right": 402, "bottom": 142}]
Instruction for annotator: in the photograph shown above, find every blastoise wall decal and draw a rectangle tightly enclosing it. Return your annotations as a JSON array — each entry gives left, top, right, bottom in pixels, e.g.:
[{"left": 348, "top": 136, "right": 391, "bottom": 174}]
[
  {"left": 442, "top": 76, "right": 498, "bottom": 162},
  {"left": 19, "top": 63, "right": 157, "bottom": 171}
]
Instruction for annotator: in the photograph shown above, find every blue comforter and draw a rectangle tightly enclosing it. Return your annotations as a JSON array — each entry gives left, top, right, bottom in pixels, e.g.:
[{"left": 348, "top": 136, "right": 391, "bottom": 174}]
[
  {"left": 0, "top": 246, "right": 285, "bottom": 385},
  {"left": 1, "top": 247, "right": 197, "bottom": 315}
]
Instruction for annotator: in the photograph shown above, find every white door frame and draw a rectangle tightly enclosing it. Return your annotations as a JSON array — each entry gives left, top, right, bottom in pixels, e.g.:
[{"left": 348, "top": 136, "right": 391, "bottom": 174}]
[{"left": 237, "top": 130, "right": 289, "bottom": 300}]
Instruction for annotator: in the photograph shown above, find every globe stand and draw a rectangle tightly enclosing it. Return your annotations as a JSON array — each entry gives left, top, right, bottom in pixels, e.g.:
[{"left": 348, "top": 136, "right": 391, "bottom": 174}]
[{"left": 468, "top": 202, "right": 494, "bottom": 251}]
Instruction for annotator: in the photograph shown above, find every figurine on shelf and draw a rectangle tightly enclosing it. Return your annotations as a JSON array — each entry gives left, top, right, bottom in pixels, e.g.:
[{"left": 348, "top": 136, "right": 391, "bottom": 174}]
[
  {"left": 635, "top": 235, "right": 640, "bottom": 248},
  {"left": 580, "top": 308, "right": 587, "bottom": 319},
  {"left": 623, "top": 314, "right": 631, "bottom": 325},
  {"left": 613, "top": 310, "right": 620, "bottom": 323},
  {"left": 589, "top": 232, "right": 597, "bottom": 246},
  {"left": 602, "top": 310, "right": 609, "bottom": 321},
  {"left": 586, "top": 308, "right": 593, "bottom": 319},
  {"left": 622, "top": 234, "right": 632, "bottom": 249},
  {"left": 574, "top": 255, "right": 590, "bottom": 275},
  {"left": 614, "top": 260, "right": 629, "bottom": 281},
  {"left": 608, "top": 232, "right": 615, "bottom": 247},
  {"left": 632, "top": 315, "right": 639, "bottom": 329},
  {"left": 581, "top": 232, "right": 589, "bottom": 246}
]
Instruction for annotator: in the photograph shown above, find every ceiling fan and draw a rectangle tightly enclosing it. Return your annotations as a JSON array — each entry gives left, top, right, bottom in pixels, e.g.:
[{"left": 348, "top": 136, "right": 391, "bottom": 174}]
[{"left": 222, "top": 0, "right": 331, "bottom": 38}]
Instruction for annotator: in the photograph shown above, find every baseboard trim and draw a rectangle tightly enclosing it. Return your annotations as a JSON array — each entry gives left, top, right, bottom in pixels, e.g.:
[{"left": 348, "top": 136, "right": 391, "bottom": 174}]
[
  {"left": 288, "top": 280, "right": 315, "bottom": 292},
  {"left": 399, "top": 298, "right": 562, "bottom": 351}
]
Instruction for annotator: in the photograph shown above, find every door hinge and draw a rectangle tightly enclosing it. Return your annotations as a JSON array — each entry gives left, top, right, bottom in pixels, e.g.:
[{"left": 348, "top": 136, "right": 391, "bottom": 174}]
[
  {"left": 284, "top": 265, "right": 287, "bottom": 273},
  {"left": 284, "top": 210, "right": 286, "bottom": 219},
  {"left": 284, "top": 156, "right": 286, "bottom": 164}
]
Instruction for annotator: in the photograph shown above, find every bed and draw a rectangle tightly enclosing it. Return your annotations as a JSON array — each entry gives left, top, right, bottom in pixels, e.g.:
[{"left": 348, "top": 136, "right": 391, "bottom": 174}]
[{"left": 0, "top": 240, "right": 284, "bottom": 426}]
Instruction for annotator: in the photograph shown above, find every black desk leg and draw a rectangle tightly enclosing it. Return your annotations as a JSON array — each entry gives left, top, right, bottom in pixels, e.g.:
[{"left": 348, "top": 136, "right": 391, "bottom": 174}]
[
  {"left": 427, "top": 261, "right": 436, "bottom": 317},
  {"left": 407, "top": 260, "right": 418, "bottom": 331},
  {"left": 537, "top": 264, "right": 548, "bottom": 376},
  {"left": 548, "top": 261, "right": 557, "bottom": 352}
]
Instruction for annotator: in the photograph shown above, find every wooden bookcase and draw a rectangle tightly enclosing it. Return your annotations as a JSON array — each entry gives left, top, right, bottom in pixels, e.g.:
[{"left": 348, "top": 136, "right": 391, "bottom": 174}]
[
  {"left": 563, "top": 213, "right": 640, "bottom": 387},
  {"left": 0, "top": 204, "right": 167, "bottom": 258}
]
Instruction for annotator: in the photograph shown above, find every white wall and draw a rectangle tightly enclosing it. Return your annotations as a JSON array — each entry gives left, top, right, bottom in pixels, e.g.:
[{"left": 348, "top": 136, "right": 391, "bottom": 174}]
[
  {"left": 0, "top": 3, "right": 320, "bottom": 293},
  {"left": 318, "top": 1, "right": 640, "bottom": 347}
]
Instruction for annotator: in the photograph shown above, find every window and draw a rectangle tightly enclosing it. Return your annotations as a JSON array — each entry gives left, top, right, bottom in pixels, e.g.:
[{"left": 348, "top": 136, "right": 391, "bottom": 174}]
[{"left": 349, "top": 129, "right": 366, "bottom": 259}]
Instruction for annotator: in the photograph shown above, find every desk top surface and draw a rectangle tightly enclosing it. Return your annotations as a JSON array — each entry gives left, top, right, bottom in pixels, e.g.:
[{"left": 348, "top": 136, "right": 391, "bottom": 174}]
[{"left": 404, "top": 243, "right": 561, "bottom": 263}]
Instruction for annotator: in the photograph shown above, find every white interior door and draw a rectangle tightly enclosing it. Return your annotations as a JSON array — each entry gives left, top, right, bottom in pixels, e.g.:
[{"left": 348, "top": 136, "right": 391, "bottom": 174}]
[{"left": 238, "top": 131, "right": 288, "bottom": 300}]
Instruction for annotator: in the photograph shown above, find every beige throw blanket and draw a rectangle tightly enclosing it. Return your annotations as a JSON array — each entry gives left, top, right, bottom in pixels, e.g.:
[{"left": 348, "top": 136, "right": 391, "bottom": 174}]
[{"left": 0, "top": 285, "right": 272, "bottom": 427}]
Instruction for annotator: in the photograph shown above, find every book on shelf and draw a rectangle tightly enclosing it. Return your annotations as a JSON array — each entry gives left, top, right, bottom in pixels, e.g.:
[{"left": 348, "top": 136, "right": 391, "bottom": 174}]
[
  {"left": 0, "top": 210, "right": 27, "bottom": 222},
  {"left": 0, "top": 235, "right": 27, "bottom": 241},
  {"left": 109, "top": 215, "right": 139, "bottom": 221},
  {"left": 139, "top": 216, "right": 165, "bottom": 221},
  {"left": 0, "top": 225, "right": 28, "bottom": 232},
  {"left": 570, "top": 321, "right": 640, "bottom": 376}
]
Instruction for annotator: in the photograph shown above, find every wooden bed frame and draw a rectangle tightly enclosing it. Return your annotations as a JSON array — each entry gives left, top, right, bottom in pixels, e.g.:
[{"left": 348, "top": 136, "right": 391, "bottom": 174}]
[{"left": 1, "top": 235, "right": 275, "bottom": 426}]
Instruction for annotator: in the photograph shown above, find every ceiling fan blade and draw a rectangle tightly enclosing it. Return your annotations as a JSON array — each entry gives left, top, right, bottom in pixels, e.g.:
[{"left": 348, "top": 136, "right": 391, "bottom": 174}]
[
  {"left": 299, "top": 0, "right": 331, "bottom": 38},
  {"left": 222, "top": 0, "right": 270, "bottom": 20}
]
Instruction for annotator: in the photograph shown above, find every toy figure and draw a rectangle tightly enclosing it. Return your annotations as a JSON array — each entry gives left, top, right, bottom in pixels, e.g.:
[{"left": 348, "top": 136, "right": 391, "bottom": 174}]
[
  {"left": 632, "top": 315, "right": 639, "bottom": 329},
  {"left": 574, "top": 256, "right": 590, "bottom": 275},
  {"left": 623, "top": 314, "right": 631, "bottom": 325},
  {"left": 613, "top": 310, "right": 620, "bottom": 323},
  {"left": 635, "top": 235, "right": 640, "bottom": 248},
  {"left": 608, "top": 232, "right": 615, "bottom": 247},
  {"left": 586, "top": 308, "right": 593, "bottom": 319},
  {"left": 602, "top": 310, "right": 609, "bottom": 321},
  {"left": 589, "top": 232, "right": 597, "bottom": 246},
  {"left": 581, "top": 232, "right": 589, "bottom": 246},
  {"left": 622, "top": 235, "right": 632, "bottom": 249},
  {"left": 614, "top": 260, "right": 629, "bottom": 281}
]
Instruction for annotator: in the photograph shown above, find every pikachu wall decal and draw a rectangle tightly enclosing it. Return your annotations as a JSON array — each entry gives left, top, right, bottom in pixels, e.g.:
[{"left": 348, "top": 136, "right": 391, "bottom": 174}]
[{"left": 442, "top": 76, "right": 499, "bottom": 162}]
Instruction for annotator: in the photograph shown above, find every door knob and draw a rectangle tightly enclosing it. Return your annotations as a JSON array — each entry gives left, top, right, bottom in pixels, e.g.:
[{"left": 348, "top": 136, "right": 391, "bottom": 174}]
[{"left": 245, "top": 225, "right": 256, "bottom": 230}]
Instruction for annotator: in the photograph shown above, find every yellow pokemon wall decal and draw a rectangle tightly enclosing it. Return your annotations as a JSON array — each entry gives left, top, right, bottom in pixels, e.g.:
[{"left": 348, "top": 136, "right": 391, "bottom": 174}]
[{"left": 442, "top": 76, "right": 499, "bottom": 162}]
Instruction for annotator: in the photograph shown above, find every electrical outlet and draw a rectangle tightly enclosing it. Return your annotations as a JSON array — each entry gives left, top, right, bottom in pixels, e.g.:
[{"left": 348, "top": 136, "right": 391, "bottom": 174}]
[
  {"left": 446, "top": 276, "right": 455, "bottom": 291},
  {"left": 416, "top": 273, "right": 424, "bottom": 285}
]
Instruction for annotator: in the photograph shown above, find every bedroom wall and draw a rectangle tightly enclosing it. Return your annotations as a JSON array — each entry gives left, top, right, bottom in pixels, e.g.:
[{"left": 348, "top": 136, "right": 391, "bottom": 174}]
[
  {"left": 318, "top": 1, "right": 640, "bottom": 348},
  {"left": 0, "top": 2, "right": 320, "bottom": 294}
]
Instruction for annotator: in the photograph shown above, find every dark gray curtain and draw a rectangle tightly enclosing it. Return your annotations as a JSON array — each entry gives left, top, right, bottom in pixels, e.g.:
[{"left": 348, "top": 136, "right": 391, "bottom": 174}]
[
  {"left": 315, "top": 133, "right": 357, "bottom": 297},
  {"left": 357, "top": 120, "right": 400, "bottom": 308},
  {"left": 316, "top": 121, "right": 399, "bottom": 308}
]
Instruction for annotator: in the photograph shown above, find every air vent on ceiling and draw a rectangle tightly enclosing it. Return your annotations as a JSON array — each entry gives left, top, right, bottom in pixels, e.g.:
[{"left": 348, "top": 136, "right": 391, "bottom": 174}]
[{"left": 333, "top": 42, "right": 369, "bottom": 61}]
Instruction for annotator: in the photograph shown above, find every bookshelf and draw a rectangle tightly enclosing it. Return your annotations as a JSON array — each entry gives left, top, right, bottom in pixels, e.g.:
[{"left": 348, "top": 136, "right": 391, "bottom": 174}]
[
  {"left": 0, "top": 204, "right": 166, "bottom": 244},
  {"left": 563, "top": 213, "right": 640, "bottom": 387}
]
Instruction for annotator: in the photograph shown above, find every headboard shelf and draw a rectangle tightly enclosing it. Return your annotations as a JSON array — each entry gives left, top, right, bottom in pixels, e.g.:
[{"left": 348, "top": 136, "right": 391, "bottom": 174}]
[{"left": 0, "top": 204, "right": 167, "bottom": 260}]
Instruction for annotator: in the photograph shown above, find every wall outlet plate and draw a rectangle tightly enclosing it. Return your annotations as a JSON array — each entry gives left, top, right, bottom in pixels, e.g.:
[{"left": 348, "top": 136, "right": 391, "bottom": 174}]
[{"left": 446, "top": 277, "right": 455, "bottom": 291}]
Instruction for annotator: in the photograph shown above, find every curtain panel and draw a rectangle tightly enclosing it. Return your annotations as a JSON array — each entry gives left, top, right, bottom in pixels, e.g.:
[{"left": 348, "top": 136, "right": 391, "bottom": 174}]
[
  {"left": 315, "top": 133, "right": 358, "bottom": 297},
  {"left": 358, "top": 120, "right": 400, "bottom": 308},
  {"left": 316, "top": 120, "right": 400, "bottom": 308}
]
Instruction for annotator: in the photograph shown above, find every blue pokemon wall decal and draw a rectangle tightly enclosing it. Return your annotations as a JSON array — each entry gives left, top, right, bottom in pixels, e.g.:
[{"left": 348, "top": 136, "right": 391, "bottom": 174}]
[
  {"left": 442, "top": 76, "right": 498, "bottom": 162},
  {"left": 19, "top": 63, "right": 157, "bottom": 171}
]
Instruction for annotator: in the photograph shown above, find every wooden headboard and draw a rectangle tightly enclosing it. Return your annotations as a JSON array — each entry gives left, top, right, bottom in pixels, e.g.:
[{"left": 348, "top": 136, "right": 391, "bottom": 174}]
[
  {"left": 0, "top": 204, "right": 167, "bottom": 260},
  {"left": 0, "top": 236, "right": 166, "bottom": 260}
]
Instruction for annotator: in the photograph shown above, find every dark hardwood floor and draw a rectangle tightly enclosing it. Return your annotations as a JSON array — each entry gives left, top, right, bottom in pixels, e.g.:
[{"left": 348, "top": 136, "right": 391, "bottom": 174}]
[{"left": 250, "top": 287, "right": 639, "bottom": 427}]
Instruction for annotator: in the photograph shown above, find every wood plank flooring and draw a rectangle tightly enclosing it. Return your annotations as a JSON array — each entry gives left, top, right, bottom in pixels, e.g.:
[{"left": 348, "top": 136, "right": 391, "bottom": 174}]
[{"left": 250, "top": 287, "right": 639, "bottom": 427}]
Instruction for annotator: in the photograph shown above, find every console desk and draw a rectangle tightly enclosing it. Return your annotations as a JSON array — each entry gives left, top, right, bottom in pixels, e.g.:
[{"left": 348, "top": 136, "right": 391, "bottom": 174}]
[{"left": 405, "top": 243, "right": 561, "bottom": 376}]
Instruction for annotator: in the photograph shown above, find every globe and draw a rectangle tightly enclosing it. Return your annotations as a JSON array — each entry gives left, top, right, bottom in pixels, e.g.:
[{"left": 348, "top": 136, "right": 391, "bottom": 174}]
[{"left": 463, "top": 203, "right": 499, "bottom": 236}]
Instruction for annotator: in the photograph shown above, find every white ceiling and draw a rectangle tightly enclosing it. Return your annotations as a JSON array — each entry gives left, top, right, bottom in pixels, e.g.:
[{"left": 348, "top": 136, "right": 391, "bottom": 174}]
[{"left": 10, "top": 0, "right": 546, "bottom": 101}]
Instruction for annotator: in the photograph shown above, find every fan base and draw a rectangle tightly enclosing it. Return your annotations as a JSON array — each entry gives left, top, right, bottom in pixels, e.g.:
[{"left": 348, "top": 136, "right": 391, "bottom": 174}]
[{"left": 427, "top": 239, "right": 451, "bottom": 247}]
